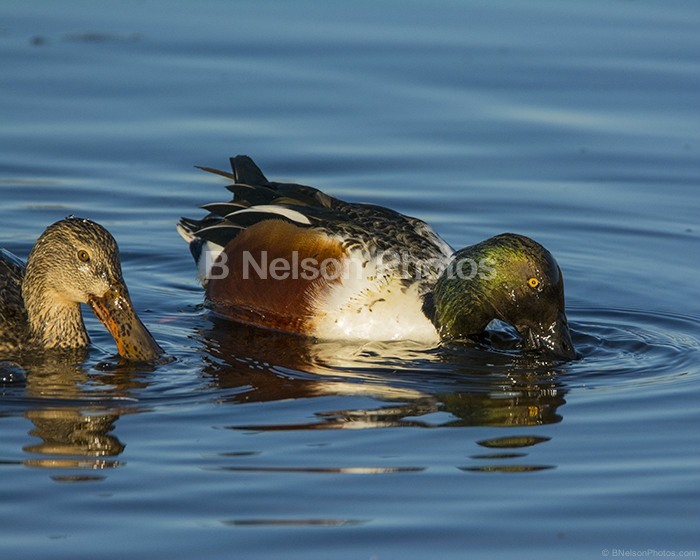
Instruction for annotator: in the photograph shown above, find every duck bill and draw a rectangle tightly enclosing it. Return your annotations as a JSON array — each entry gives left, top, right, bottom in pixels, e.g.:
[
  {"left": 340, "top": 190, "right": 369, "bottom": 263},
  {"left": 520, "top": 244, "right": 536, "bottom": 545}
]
[
  {"left": 520, "top": 312, "right": 576, "bottom": 361},
  {"left": 88, "top": 283, "right": 163, "bottom": 362}
]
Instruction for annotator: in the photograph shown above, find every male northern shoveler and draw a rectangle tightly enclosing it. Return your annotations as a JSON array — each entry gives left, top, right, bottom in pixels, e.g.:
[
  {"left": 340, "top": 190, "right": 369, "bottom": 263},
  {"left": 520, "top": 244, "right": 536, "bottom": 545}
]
[
  {"left": 178, "top": 155, "right": 576, "bottom": 360},
  {"left": 0, "top": 217, "right": 163, "bottom": 361}
]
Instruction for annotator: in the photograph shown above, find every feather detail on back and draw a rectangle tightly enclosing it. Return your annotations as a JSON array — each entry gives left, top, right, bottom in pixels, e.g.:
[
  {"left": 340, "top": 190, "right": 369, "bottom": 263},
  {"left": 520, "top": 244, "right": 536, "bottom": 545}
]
[
  {"left": 0, "top": 249, "right": 30, "bottom": 353},
  {"left": 178, "top": 155, "right": 454, "bottom": 341}
]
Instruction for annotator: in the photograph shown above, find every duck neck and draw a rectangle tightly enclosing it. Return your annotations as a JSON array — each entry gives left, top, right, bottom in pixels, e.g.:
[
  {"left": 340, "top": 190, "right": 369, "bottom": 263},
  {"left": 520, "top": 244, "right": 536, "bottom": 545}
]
[
  {"left": 425, "top": 249, "right": 496, "bottom": 340},
  {"left": 22, "top": 265, "right": 90, "bottom": 350}
]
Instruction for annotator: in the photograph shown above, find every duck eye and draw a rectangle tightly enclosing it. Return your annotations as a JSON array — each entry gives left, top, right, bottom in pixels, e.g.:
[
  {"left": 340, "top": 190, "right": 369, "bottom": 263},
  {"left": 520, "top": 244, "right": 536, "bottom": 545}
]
[
  {"left": 77, "top": 250, "right": 90, "bottom": 263},
  {"left": 528, "top": 277, "right": 540, "bottom": 289}
]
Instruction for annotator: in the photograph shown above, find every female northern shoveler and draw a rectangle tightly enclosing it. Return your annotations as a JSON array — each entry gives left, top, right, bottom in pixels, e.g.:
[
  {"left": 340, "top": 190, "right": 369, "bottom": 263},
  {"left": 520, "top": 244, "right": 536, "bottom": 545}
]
[
  {"left": 178, "top": 155, "right": 576, "bottom": 360},
  {"left": 0, "top": 217, "right": 163, "bottom": 361}
]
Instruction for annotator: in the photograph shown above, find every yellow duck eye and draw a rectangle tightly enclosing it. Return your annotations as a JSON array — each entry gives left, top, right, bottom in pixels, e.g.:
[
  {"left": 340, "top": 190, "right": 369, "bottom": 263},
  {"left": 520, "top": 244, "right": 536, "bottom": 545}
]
[
  {"left": 77, "top": 250, "right": 90, "bottom": 263},
  {"left": 528, "top": 277, "right": 540, "bottom": 289}
]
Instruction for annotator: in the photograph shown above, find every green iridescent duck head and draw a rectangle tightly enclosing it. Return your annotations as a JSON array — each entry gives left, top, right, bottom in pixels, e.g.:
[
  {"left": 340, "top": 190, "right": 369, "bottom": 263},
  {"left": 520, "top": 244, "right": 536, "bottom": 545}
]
[{"left": 428, "top": 233, "right": 576, "bottom": 360}]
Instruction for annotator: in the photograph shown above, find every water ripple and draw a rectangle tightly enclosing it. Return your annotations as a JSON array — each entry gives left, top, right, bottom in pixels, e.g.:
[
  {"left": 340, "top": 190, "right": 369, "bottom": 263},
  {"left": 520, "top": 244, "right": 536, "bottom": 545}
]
[{"left": 565, "top": 306, "right": 700, "bottom": 388}]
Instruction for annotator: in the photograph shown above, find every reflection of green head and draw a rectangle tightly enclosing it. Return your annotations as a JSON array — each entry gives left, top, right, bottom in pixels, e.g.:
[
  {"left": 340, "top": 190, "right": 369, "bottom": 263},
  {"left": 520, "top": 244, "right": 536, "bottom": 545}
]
[{"left": 425, "top": 233, "right": 575, "bottom": 360}]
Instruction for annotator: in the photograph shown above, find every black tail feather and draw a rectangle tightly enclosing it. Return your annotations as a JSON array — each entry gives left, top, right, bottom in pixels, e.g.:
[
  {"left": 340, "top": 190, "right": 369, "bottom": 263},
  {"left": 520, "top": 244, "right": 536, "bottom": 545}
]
[
  {"left": 230, "top": 155, "right": 270, "bottom": 186},
  {"left": 195, "top": 165, "right": 236, "bottom": 181}
]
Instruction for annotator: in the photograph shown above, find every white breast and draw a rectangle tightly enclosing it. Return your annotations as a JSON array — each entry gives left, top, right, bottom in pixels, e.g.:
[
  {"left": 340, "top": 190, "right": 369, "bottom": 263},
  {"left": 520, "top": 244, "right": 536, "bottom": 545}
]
[{"left": 310, "top": 249, "right": 442, "bottom": 343}]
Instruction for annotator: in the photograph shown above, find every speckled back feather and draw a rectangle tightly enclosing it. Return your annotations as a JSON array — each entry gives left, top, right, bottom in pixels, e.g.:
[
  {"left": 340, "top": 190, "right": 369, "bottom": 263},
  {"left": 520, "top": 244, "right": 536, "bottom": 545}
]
[
  {"left": 0, "top": 249, "right": 30, "bottom": 354},
  {"left": 178, "top": 155, "right": 453, "bottom": 292}
]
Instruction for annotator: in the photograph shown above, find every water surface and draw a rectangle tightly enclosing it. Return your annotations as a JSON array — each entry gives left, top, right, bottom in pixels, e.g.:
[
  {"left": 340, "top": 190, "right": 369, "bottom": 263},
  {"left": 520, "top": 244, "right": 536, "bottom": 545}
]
[{"left": 1, "top": 1, "right": 699, "bottom": 559}]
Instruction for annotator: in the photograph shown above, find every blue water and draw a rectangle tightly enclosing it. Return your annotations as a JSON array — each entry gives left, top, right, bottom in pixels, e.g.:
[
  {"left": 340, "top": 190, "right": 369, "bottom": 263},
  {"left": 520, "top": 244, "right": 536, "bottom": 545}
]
[{"left": 1, "top": 1, "right": 699, "bottom": 558}]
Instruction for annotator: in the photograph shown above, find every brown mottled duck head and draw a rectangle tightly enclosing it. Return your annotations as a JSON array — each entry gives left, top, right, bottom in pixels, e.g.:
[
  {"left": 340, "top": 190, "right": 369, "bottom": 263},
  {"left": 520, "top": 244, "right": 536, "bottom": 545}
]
[{"left": 23, "top": 217, "right": 163, "bottom": 361}]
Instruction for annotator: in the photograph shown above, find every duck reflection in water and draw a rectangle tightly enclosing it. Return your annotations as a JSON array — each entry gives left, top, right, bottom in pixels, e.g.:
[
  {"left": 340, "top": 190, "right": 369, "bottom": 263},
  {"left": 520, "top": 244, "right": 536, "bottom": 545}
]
[
  {"left": 5, "top": 351, "right": 155, "bottom": 480},
  {"left": 197, "top": 316, "right": 568, "bottom": 429}
]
